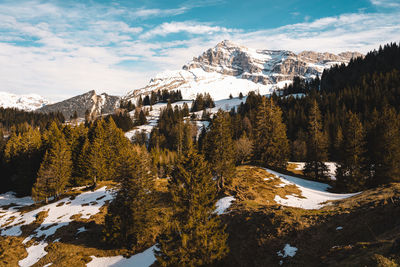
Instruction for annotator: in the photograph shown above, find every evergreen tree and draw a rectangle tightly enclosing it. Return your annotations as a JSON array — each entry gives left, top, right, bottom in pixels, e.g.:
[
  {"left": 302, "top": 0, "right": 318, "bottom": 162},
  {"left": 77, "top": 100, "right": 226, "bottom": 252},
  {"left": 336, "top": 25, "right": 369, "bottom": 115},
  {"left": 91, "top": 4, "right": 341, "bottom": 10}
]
[
  {"left": 156, "top": 146, "right": 228, "bottom": 266},
  {"left": 335, "top": 112, "right": 367, "bottom": 192},
  {"left": 32, "top": 123, "right": 72, "bottom": 202},
  {"left": 104, "top": 145, "right": 156, "bottom": 248},
  {"left": 372, "top": 107, "right": 400, "bottom": 185},
  {"left": 137, "top": 110, "right": 147, "bottom": 125},
  {"left": 86, "top": 120, "right": 108, "bottom": 184},
  {"left": 304, "top": 100, "right": 329, "bottom": 180},
  {"left": 253, "top": 97, "right": 289, "bottom": 168},
  {"left": 3, "top": 126, "right": 43, "bottom": 195},
  {"left": 203, "top": 110, "right": 235, "bottom": 190}
]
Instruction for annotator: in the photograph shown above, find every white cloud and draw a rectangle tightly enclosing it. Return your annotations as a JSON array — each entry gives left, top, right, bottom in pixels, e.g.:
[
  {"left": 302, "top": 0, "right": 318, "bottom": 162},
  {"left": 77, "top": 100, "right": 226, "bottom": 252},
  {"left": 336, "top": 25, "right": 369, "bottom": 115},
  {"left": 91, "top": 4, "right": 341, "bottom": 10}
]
[
  {"left": 131, "top": 7, "right": 188, "bottom": 18},
  {"left": 141, "top": 21, "right": 239, "bottom": 39},
  {"left": 370, "top": 0, "right": 400, "bottom": 8}
]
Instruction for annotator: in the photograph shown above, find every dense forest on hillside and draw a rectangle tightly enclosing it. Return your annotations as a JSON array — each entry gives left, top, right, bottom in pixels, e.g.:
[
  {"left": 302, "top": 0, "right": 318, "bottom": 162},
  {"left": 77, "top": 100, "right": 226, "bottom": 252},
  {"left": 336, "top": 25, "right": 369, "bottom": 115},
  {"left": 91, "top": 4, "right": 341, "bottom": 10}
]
[{"left": 0, "top": 43, "right": 399, "bottom": 266}]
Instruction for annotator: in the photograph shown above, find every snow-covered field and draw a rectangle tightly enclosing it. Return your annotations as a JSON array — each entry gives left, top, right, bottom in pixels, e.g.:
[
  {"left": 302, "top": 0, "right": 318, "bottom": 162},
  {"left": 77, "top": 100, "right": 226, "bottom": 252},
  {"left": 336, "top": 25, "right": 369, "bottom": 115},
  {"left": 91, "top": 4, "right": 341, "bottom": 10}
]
[
  {"left": 0, "top": 187, "right": 113, "bottom": 267},
  {"left": 266, "top": 168, "right": 360, "bottom": 209}
]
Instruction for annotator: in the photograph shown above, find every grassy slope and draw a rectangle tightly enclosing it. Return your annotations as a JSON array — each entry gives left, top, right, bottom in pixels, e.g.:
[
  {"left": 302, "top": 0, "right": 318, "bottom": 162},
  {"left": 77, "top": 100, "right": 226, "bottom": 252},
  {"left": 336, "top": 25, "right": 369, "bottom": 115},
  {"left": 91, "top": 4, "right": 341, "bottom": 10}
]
[
  {"left": 1, "top": 166, "right": 399, "bottom": 266},
  {"left": 217, "top": 166, "right": 400, "bottom": 267}
]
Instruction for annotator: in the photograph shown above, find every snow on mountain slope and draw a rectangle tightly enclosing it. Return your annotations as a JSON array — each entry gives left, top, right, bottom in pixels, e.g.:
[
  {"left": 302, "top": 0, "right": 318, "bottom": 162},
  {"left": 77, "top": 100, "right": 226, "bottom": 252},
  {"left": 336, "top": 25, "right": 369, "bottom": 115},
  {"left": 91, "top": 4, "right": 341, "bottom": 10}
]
[
  {"left": 0, "top": 91, "right": 49, "bottom": 111},
  {"left": 266, "top": 168, "right": 360, "bottom": 209},
  {"left": 125, "top": 67, "right": 281, "bottom": 102},
  {"left": 123, "top": 40, "right": 362, "bottom": 103}
]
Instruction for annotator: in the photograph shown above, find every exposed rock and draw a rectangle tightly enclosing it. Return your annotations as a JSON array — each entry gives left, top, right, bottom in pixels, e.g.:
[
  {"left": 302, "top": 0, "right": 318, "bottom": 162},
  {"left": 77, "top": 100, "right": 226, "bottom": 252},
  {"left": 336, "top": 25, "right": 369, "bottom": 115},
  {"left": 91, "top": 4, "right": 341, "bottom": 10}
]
[{"left": 38, "top": 90, "right": 120, "bottom": 119}]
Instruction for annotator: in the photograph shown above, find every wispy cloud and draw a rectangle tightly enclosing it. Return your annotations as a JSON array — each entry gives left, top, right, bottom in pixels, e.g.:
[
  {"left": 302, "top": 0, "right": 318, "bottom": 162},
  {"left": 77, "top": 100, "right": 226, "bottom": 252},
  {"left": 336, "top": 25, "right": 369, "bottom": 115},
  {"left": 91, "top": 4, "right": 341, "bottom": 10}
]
[
  {"left": 131, "top": 7, "right": 188, "bottom": 18},
  {"left": 370, "top": 0, "right": 400, "bottom": 8},
  {"left": 141, "top": 21, "right": 240, "bottom": 39}
]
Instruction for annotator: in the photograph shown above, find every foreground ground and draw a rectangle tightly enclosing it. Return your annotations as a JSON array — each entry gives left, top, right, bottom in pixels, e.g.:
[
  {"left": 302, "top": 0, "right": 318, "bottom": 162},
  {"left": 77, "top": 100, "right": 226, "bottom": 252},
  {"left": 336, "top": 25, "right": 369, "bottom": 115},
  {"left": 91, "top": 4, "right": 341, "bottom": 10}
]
[{"left": 0, "top": 165, "right": 399, "bottom": 266}]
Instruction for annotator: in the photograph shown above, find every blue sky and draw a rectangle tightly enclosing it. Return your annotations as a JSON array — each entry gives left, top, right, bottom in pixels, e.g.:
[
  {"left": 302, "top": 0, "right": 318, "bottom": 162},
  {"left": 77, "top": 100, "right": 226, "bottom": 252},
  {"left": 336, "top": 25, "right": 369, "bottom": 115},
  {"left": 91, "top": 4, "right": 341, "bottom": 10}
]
[{"left": 0, "top": 0, "right": 399, "bottom": 100}]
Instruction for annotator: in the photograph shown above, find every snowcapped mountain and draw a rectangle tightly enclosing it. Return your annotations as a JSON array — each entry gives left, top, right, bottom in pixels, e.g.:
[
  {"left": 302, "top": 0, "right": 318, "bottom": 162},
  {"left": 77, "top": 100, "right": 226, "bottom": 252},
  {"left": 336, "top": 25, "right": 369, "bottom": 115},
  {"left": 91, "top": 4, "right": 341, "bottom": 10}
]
[
  {"left": 38, "top": 90, "right": 119, "bottom": 119},
  {"left": 0, "top": 91, "right": 49, "bottom": 111},
  {"left": 124, "top": 40, "right": 363, "bottom": 102}
]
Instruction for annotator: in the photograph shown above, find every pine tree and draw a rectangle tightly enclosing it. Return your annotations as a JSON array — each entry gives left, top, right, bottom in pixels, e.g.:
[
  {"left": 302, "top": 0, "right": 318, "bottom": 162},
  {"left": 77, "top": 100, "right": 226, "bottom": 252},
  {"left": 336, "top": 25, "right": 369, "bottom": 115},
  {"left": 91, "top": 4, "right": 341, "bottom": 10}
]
[
  {"left": 104, "top": 145, "right": 156, "bottom": 248},
  {"left": 86, "top": 120, "right": 108, "bottom": 184},
  {"left": 203, "top": 110, "right": 235, "bottom": 190},
  {"left": 253, "top": 97, "right": 289, "bottom": 169},
  {"left": 372, "top": 107, "right": 400, "bottom": 185},
  {"left": 335, "top": 112, "right": 367, "bottom": 192},
  {"left": 304, "top": 100, "right": 329, "bottom": 180},
  {"left": 156, "top": 146, "right": 228, "bottom": 266},
  {"left": 32, "top": 124, "right": 72, "bottom": 202}
]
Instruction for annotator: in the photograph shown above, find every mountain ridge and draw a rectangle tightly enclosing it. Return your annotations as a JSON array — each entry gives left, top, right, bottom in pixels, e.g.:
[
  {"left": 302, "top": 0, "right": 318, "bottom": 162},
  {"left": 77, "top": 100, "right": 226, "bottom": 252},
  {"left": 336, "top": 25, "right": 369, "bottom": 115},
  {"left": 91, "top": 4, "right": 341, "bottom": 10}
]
[
  {"left": 37, "top": 90, "right": 119, "bottom": 119},
  {"left": 123, "top": 40, "right": 363, "bottom": 103}
]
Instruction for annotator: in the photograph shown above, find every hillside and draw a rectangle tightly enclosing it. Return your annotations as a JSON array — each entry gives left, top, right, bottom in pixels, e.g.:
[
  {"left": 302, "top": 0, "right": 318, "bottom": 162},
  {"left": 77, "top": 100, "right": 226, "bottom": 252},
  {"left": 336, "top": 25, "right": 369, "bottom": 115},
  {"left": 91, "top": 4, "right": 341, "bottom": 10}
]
[{"left": 0, "top": 166, "right": 398, "bottom": 266}]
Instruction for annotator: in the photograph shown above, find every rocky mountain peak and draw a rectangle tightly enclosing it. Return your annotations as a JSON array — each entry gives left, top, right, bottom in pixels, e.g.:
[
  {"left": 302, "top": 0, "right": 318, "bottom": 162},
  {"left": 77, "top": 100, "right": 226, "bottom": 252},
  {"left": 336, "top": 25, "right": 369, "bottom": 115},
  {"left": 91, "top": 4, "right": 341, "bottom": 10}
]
[{"left": 124, "top": 40, "right": 363, "bottom": 103}]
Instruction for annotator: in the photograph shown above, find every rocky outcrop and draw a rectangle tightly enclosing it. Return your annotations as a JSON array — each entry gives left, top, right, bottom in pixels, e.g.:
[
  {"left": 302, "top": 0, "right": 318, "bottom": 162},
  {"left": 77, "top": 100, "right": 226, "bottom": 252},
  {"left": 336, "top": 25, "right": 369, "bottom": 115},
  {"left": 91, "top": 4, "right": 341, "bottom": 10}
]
[{"left": 38, "top": 90, "right": 119, "bottom": 119}]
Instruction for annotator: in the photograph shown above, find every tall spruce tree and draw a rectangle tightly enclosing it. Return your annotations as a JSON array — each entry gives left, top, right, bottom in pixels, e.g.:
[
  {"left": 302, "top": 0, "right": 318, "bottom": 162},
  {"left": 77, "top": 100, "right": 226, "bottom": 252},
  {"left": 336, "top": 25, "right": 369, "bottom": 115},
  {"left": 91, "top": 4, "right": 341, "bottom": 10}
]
[
  {"left": 203, "top": 110, "right": 235, "bottom": 190},
  {"left": 156, "top": 146, "right": 228, "bottom": 266},
  {"left": 86, "top": 120, "right": 108, "bottom": 184},
  {"left": 335, "top": 112, "right": 367, "bottom": 192},
  {"left": 32, "top": 123, "right": 72, "bottom": 202},
  {"left": 104, "top": 145, "right": 156, "bottom": 248},
  {"left": 253, "top": 97, "right": 289, "bottom": 168},
  {"left": 372, "top": 107, "right": 400, "bottom": 185},
  {"left": 304, "top": 100, "right": 329, "bottom": 180}
]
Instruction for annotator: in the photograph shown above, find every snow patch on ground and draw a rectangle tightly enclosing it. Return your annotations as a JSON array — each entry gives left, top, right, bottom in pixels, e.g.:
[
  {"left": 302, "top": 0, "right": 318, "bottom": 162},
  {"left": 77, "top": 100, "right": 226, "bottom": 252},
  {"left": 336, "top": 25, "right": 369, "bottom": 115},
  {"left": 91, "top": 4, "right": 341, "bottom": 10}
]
[
  {"left": 76, "top": 227, "right": 86, "bottom": 235},
  {"left": 87, "top": 245, "right": 156, "bottom": 267},
  {"left": 266, "top": 169, "right": 360, "bottom": 209},
  {"left": 277, "top": 244, "right": 298, "bottom": 258},
  {"left": 0, "top": 187, "right": 113, "bottom": 266},
  {"left": 215, "top": 196, "right": 236, "bottom": 215},
  {"left": 18, "top": 242, "right": 48, "bottom": 267}
]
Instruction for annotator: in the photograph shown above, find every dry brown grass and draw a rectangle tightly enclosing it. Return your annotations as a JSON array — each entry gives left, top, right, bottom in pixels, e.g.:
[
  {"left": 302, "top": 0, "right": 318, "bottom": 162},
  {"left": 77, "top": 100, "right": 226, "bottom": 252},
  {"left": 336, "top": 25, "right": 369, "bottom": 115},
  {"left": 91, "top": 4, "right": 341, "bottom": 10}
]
[
  {"left": 226, "top": 165, "right": 303, "bottom": 210},
  {"left": 287, "top": 162, "right": 304, "bottom": 175}
]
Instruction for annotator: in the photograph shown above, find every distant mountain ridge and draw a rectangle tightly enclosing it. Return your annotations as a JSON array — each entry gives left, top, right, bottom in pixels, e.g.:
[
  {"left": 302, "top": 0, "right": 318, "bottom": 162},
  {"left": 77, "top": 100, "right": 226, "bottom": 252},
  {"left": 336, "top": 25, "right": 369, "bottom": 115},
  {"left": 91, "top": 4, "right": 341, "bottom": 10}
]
[
  {"left": 123, "top": 40, "right": 363, "bottom": 102},
  {"left": 38, "top": 90, "right": 119, "bottom": 119},
  {"left": 0, "top": 91, "right": 49, "bottom": 111}
]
